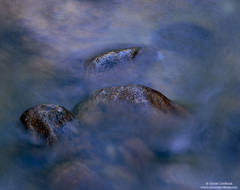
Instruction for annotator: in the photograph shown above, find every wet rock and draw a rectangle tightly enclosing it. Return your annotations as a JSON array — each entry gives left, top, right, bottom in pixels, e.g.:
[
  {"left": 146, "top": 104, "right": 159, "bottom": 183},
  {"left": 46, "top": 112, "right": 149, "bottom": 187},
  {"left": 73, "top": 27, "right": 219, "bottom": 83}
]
[
  {"left": 50, "top": 161, "right": 106, "bottom": 190},
  {"left": 117, "top": 138, "right": 154, "bottom": 170},
  {"left": 75, "top": 84, "right": 185, "bottom": 114},
  {"left": 142, "top": 48, "right": 197, "bottom": 101},
  {"left": 103, "top": 138, "right": 154, "bottom": 168},
  {"left": 20, "top": 104, "right": 75, "bottom": 144},
  {"left": 73, "top": 85, "right": 187, "bottom": 125},
  {"left": 84, "top": 47, "right": 140, "bottom": 72}
]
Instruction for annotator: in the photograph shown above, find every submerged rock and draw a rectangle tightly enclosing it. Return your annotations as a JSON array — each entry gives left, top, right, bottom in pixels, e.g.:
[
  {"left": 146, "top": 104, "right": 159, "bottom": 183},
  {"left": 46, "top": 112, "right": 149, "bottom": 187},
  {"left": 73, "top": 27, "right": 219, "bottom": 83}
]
[
  {"left": 50, "top": 161, "right": 106, "bottom": 190},
  {"left": 84, "top": 47, "right": 140, "bottom": 72},
  {"left": 20, "top": 104, "right": 75, "bottom": 144},
  {"left": 73, "top": 85, "right": 187, "bottom": 124},
  {"left": 117, "top": 138, "right": 154, "bottom": 170}
]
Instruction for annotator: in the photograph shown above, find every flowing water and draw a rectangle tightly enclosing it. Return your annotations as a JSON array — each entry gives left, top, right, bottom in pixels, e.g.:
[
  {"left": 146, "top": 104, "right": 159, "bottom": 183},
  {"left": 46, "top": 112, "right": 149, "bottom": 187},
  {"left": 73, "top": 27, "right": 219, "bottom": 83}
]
[{"left": 0, "top": 0, "right": 240, "bottom": 189}]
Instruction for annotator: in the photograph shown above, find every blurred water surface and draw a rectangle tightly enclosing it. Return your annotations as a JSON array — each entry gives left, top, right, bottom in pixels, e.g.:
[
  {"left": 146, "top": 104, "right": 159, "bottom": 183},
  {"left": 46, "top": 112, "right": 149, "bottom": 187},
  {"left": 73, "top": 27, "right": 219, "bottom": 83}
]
[{"left": 0, "top": 0, "right": 240, "bottom": 189}]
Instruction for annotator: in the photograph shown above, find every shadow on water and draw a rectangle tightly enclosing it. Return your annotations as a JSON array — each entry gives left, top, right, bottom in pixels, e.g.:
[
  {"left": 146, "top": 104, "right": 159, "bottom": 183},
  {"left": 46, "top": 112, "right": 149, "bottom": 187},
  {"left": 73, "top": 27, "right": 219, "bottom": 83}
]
[{"left": 0, "top": 0, "right": 240, "bottom": 189}]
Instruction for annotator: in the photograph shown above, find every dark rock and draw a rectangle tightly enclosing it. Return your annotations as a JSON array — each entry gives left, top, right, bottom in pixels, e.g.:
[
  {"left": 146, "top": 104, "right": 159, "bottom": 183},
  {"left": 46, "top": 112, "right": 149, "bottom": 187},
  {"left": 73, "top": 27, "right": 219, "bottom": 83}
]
[
  {"left": 20, "top": 104, "right": 75, "bottom": 144},
  {"left": 50, "top": 161, "right": 106, "bottom": 190},
  {"left": 76, "top": 84, "right": 185, "bottom": 113},
  {"left": 84, "top": 47, "right": 140, "bottom": 72},
  {"left": 73, "top": 85, "right": 187, "bottom": 124}
]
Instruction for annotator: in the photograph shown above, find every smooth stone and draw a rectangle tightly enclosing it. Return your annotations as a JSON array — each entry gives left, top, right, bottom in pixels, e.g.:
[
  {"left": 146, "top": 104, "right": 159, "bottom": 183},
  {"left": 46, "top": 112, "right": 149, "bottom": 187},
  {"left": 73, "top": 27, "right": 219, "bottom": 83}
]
[
  {"left": 73, "top": 85, "right": 187, "bottom": 125},
  {"left": 117, "top": 138, "right": 154, "bottom": 170},
  {"left": 84, "top": 47, "right": 140, "bottom": 72},
  {"left": 50, "top": 161, "right": 106, "bottom": 190},
  {"left": 20, "top": 104, "right": 75, "bottom": 144}
]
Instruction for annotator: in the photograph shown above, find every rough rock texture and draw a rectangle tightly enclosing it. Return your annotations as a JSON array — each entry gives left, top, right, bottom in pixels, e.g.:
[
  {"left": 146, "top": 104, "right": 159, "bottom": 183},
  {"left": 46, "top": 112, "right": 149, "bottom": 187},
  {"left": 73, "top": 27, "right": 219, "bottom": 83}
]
[
  {"left": 74, "top": 85, "right": 187, "bottom": 124},
  {"left": 76, "top": 85, "right": 184, "bottom": 112},
  {"left": 20, "top": 104, "right": 75, "bottom": 144},
  {"left": 84, "top": 47, "right": 140, "bottom": 72},
  {"left": 50, "top": 161, "right": 106, "bottom": 190}
]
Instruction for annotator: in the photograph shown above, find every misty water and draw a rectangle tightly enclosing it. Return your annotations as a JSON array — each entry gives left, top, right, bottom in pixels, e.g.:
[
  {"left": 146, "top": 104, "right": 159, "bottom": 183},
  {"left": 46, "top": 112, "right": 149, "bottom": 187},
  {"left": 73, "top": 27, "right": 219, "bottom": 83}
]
[{"left": 0, "top": 0, "right": 240, "bottom": 189}]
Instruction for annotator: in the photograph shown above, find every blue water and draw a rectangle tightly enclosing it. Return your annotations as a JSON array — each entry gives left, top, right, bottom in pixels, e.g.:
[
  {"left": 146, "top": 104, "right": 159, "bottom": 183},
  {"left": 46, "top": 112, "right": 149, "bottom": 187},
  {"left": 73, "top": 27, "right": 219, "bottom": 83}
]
[{"left": 0, "top": 0, "right": 240, "bottom": 189}]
